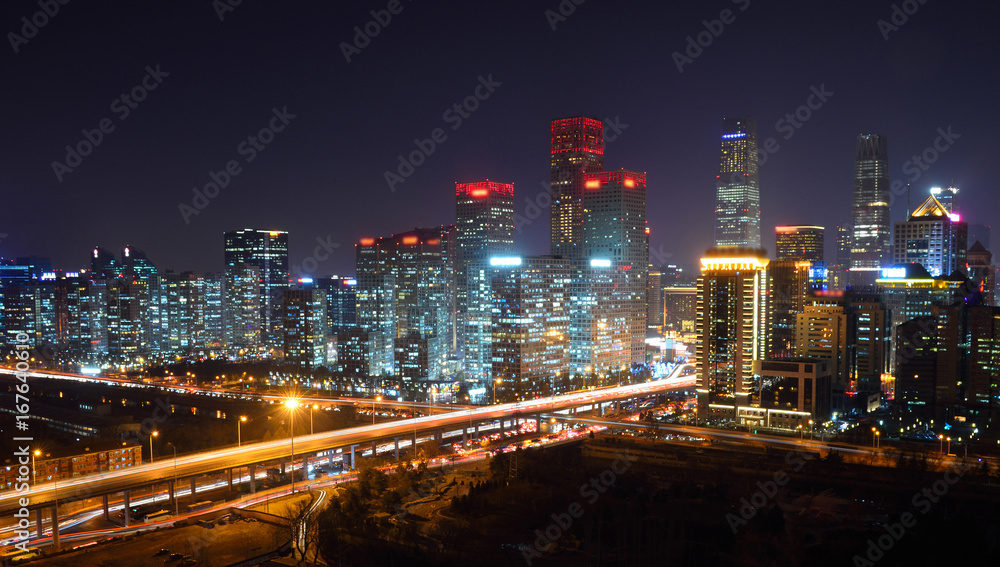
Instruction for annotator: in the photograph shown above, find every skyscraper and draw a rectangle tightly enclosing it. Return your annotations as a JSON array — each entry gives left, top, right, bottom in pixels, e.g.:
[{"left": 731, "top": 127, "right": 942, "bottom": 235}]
[
  {"left": 224, "top": 264, "right": 262, "bottom": 352},
  {"left": 316, "top": 276, "right": 358, "bottom": 333},
  {"left": 580, "top": 169, "right": 648, "bottom": 364},
  {"left": 355, "top": 227, "right": 456, "bottom": 380},
  {"left": 968, "top": 242, "right": 995, "bottom": 307},
  {"left": 550, "top": 117, "right": 604, "bottom": 258},
  {"left": 223, "top": 229, "right": 289, "bottom": 350},
  {"left": 850, "top": 134, "right": 890, "bottom": 288},
  {"left": 696, "top": 248, "right": 770, "bottom": 424},
  {"left": 930, "top": 185, "right": 958, "bottom": 214},
  {"left": 91, "top": 247, "right": 121, "bottom": 279},
  {"left": 714, "top": 118, "right": 761, "bottom": 249},
  {"left": 893, "top": 192, "right": 968, "bottom": 278},
  {"left": 775, "top": 226, "right": 825, "bottom": 262},
  {"left": 455, "top": 180, "right": 514, "bottom": 375},
  {"left": 491, "top": 256, "right": 571, "bottom": 402},
  {"left": 282, "top": 287, "right": 328, "bottom": 369},
  {"left": 769, "top": 260, "right": 811, "bottom": 357}
]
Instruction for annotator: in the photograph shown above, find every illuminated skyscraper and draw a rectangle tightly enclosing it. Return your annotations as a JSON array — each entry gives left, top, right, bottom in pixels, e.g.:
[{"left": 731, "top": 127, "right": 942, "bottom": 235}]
[
  {"left": 150, "top": 271, "right": 210, "bottom": 355},
  {"left": 282, "top": 287, "right": 328, "bottom": 369},
  {"left": 893, "top": 192, "right": 968, "bottom": 278},
  {"left": 769, "top": 260, "right": 811, "bottom": 357},
  {"left": 316, "top": 276, "right": 358, "bottom": 332},
  {"left": 223, "top": 229, "right": 289, "bottom": 350},
  {"left": 580, "top": 169, "right": 648, "bottom": 365},
  {"left": 91, "top": 247, "right": 121, "bottom": 279},
  {"left": 491, "top": 256, "right": 571, "bottom": 402},
  {"left": 456, "top": 181, "right": 514, "bottom": 380},
  {"left": 224, "top": 264, "right": 262, "bottom": 352},
  {"left": 696, "top": 248, "right": 770, "bottom": 424},
  {"left": 714, "top": 118, "right": 761, "bottom": 248},
  {"left": 356, "top": 227, "right": 455, "bottom": 380},
  {"left": 850, "top": 134, "right": 891, "bottom": 287},
  {"left": 877, "top": 264, "right": 967, "bottom": 375},
  {"left": 122, "top": 246, "right": 156, "bottom": 281},
  {"left": 930, "top": 185, "right": 958, "bottom": 214},
  {"left": 775, "top": 226, "right": 825, "bottom": 262},
  {"left": 550, "top": 117, "right": 605, "bottom": 258}
]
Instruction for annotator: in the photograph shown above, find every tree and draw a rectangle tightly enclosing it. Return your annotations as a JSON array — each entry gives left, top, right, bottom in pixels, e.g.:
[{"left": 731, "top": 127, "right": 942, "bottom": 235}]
[{"left": 281, "top": 495, "right": 319, "bottom": 565}]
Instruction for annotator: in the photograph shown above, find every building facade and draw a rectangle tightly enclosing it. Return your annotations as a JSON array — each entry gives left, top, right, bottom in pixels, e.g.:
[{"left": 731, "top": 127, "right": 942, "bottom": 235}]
[
  {"left": 550, "top": 117, "right": 605, "bottom": 258},
  {"left": 714, "top": 118, "right": 761, "bottom": 249},
  {"left": 850, "top": 134, "right": 891, "bottom": 288},
  {"left": 696, "top": 249, "right": 770, "bottom": 424}
]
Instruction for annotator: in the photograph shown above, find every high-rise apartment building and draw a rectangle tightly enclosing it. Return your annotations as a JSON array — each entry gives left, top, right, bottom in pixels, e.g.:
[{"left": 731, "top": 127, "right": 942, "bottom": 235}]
[
  {"left": 223, "top": 229, "right": 289, "bottom": 350},
  {"left": 714, "top": 118, "right": 761, "bottom": 248},
  {"left": 850, "top": 134, "right": 891, "bottom": 288},
  {"left": 550, "top": 117, "right": 604, "bottom": 258}
]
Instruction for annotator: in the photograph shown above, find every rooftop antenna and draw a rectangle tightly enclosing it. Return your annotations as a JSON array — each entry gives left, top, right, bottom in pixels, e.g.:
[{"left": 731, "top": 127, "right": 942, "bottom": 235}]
[{"left": 906, "top": 179, "right": 910, "bottom": 220}]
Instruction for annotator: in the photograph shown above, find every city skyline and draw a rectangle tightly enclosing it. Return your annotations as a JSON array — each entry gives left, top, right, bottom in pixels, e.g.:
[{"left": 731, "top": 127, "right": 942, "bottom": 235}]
[{"left": 2, "top": 2, "right": 997, "bottom": 277}]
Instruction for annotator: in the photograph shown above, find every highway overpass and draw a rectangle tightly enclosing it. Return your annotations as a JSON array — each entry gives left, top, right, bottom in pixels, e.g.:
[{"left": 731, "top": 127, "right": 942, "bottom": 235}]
[{"left": 0, "top": 370, "right": 695, "bottom": 548}]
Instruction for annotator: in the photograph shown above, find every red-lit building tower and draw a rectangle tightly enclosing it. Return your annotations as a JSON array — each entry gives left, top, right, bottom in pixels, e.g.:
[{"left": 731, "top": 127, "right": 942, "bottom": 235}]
[{"left": 550, "top": 117, "right": 604, "bottom": 259}]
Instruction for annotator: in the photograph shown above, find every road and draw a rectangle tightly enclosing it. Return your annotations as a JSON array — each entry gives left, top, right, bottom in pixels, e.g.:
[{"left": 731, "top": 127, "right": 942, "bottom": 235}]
[{"left": 0, "top": 368, "right": 696, "bottom": 513}]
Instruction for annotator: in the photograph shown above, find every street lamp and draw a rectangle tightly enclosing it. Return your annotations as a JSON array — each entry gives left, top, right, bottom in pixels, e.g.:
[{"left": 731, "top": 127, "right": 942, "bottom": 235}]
[
  {"left": 798, "top": 424, "right": 803, "bottom": 439},
  {"left": 808, "top": 419, "right": 814, "bottom": 440},
  {"left": 373, "top": 396, "right": 382, "bottom": 425},
  {"left": 32, "top": 449, "right": 40, "bottom": 483},
  {"left": 946, "top": 436, "right": 951, "bottom": 455},
  {"left": 284, "top": 400, "right": 299, "bottom": 494},
  {"left": 939, "top": 434, "right": 944, "bottom": 454},
  {"left": 166, "top": 442, "right": 178, "bottom": 517},
  {"left": 310, "top": 404, "right": 318, "bottom": 435},
  {"left": 875, "top": 431, "right": 880, "bottom": 449},
  {"left": 238, "top": 416, "right": 247, "bottom": 447},
  {"left": 493, "top": 378, "right": 501, "bottom": 405},
  {"left": 150, "top": 431, "right": 158, "bottom": 463}
]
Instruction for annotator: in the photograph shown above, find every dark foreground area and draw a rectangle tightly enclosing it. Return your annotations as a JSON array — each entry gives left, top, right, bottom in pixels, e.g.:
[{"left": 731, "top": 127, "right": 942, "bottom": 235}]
[{"left": 314, "top": 434, "right": 1000, "bottom": 566}]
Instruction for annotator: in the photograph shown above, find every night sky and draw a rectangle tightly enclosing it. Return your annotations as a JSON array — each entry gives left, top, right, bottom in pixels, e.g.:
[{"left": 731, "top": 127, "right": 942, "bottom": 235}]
[{"left": 3, "top": 0, "right": 998, "bottom": 277}]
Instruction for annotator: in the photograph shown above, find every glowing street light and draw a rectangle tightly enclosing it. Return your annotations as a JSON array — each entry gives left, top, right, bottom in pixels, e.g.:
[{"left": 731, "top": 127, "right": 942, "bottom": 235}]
[
  {"left": 939, "top": 434, "right": 944, "bottom": 454},
  {"left": 284, "top": 399, "right": 299, "bottom": 493},
  {"left": 32, "top": 449, "right": 40, "bottom": 482},
  {"left": 150, "top": 431, "right": 159, "bottom": 463},
  {"left": 373, "top": 396, "right": 382, "bottom": 425},
  {"left": 238, "top": 416, "right": 247, "bottom": 447},
  {"left": 310, "top": 404, "right": 319, "bottom": 434}
]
